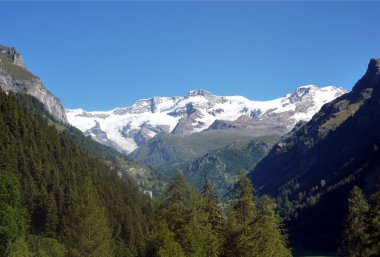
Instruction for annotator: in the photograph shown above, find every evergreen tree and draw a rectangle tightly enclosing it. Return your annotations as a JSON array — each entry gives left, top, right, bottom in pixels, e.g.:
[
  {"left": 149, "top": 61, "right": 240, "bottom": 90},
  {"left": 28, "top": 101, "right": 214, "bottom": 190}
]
[
  {"left": 148, "top": 221, "right": 185, "bottom": 257},
  {"left": 367, "top": 184, "right": 380, "bottom": 257},
  {"left": 340, "top": 186, "right": 370, "bottom": 257},
  {"left": 64, "top": 177, "right": 114, "bottom": 257},
  {"left": 201, "top": 180, "right": 224, "bottom": 234},
  {"left": 230, "top": 172, "right": 256, "bottom": 227},
  {"left": 158, "top": 171, "right": 198, "bottom": 233},
  {"left": 9, "top": 237, "right": 32, "bottom": 257},
  {"left": 225, "top": 172, "right": 258, "bottom": 257},
  {"left": 225, "top": 172, "right": 291, "bottom": 257},
  {"left": 0, "top": 171, "right": 25, "bottom": 257},
  {"left": 181, "top": 213, "right": 220, "bottom": 257},
  {"left": 255, "top": 195, "right": 292, "bottom": 257},
  {"left": 197, "top": 180, "right": 224, "bottom": 257}
]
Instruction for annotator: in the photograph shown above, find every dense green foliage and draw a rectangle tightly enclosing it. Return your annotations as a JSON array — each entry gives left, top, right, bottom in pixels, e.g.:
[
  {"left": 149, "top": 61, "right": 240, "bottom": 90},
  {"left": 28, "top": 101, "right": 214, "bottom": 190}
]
[
  {"left": 0, "top": 172, "right": 25, "bottom": 256},
  {"left": 367, "top": 184, "right": 380, "bottom": 256},
  {"left": 339, "top": 185, "right": 380, "bottom": 257},
  {"left": 339, "top": 186, "right": 369, "bottom": 257},
  {"left": 224, "top": 173, "right": 291, "bottom": 257},
  {"left": 0, "top": 90, "right": 153, "bottom": 256},
  {"left": 148, "top": 171, "right": 291, "bottom": 257}
]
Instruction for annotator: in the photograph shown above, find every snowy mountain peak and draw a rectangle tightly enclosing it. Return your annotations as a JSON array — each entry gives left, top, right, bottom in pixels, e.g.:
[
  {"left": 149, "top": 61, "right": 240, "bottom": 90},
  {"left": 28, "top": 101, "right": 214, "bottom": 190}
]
[
  {"left": 187, "top": 89, "right": 213, "bottom": 97},
  {"left": 66, "top": 85, "right": 347, "bottom": 153}
]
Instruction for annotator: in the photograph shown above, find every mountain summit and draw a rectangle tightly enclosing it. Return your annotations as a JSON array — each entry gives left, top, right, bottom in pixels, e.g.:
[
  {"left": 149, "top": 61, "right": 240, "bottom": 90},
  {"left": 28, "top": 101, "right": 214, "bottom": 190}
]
[
  {"left": 66, "top": 86, "right": 346, "bottom": 153},
  {"left": 0, "top": 45, "right": 67, "bottom": 123}
]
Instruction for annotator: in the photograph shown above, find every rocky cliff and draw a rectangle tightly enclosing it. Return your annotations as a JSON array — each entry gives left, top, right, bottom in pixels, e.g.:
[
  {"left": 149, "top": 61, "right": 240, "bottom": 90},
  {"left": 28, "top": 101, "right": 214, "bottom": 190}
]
[{"left": 0, "top": 45, "right": 67, "bottom": 123}]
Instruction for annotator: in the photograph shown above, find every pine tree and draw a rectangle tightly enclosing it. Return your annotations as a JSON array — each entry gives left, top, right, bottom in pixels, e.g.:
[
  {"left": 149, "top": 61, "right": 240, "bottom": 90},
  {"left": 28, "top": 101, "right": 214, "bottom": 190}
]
[
  {"left": 225, "top": 172, "right": 291, "bottom": 257},
  {"left": 255, "top": 195, "right": 292, "bottom": 257},
  {"left": 367, "top": 184, "right": 380, "bottom": 257},
  {"left": 64, "top": 177, "right": 114, "bottom": 257},
  {"left": 158, "top": 171, "right": 198, "bottom": 233},
  {"left": 181, "top": 213, "right": 220, "bottom": 257},
  {"left": 225, "top": 172, "right": 258, "bottom": 257},
  {"left": 198, "top": 180, "right": 224, "bottom": 257},
  {"left": 148, "top": 221, "right": 185, "bottom": 257},
  {"left": 230, "top": 172, "right": 256, "bottom": 227},
  {"left": 201, "top": 180, "right": 224, "bottom": 234},
  {"left": 0, "top": 171, "right": 25, "bottom": 257},
  {"left": 340, "top": 186, "right": 370, "bottom": 257}
]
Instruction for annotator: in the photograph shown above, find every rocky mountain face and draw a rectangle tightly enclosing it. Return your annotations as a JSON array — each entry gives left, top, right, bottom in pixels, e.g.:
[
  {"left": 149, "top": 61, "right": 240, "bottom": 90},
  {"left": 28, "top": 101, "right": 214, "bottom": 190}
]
[
  {"left": 66, "top": 86, "right": 346, "bottom": 154},
  {"left": 0, "top": 45, "right": 67, "bottom": 123},
  {"left": 249, "top": 59, "right": 380, "bottom": 250}
]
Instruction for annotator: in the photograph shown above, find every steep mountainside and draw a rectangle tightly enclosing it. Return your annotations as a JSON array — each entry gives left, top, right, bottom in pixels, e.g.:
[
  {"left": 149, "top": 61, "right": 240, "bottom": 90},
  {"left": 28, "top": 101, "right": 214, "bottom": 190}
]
[
  {"left": 182, "top": 135, "right": 281, "bottom": 199},
  {"left": 249, "top": 59, "right": 380, "bottom": 250},
  {"left": 0, "top": 45, "right": 67, "bottom": 123},
  {"left": 67, "top": 86, "right": 346, "bottom": 154},
  {"left": 0, "top": 89, "right": 154, "bottom": 256}
]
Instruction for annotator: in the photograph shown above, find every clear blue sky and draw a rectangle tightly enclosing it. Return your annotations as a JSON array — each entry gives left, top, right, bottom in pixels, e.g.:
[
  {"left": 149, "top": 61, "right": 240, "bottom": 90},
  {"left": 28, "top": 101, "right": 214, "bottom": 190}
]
[{"left": 1, "top": 1, "right": 379, "bottom": 111}]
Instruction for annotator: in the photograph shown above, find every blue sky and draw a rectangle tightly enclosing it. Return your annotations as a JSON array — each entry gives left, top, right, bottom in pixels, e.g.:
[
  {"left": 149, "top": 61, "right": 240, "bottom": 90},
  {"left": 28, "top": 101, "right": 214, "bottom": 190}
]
[{"left": 1, "top": 1, "right": 379, "bottom": 111}]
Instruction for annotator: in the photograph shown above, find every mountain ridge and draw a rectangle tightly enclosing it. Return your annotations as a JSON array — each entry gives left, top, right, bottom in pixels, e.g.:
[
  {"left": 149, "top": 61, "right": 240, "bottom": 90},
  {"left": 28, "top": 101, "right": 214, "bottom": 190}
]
[
  {"left": 67, "top": 86, "right": 346, "bottom": 153},
  {"left": 248, "top": 58, "right": 380, "bottom": 251}
]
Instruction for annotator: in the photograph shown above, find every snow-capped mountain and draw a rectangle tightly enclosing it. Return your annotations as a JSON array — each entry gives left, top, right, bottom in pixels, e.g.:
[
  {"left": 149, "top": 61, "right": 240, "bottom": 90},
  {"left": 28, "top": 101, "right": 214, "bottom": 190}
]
[{"left": 66, "top": 86, "right": 347, "bottom": 153}]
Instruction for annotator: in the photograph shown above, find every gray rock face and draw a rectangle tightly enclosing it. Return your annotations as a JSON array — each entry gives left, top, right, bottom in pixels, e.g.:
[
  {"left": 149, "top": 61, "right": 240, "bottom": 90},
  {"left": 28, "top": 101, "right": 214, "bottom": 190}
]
[
  {"left": 0, "top": 45, "right": 67, "bottom": 123},
  {"left": 0, "top": 46, "right": 24, "bottom": 67}
]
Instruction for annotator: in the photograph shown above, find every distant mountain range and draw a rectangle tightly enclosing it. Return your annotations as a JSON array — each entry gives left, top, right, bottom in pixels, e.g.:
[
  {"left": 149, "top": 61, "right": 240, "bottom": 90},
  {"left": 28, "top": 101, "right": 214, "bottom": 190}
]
[{"left": 66, "top": 86, "right": 346, "bottom": 154}]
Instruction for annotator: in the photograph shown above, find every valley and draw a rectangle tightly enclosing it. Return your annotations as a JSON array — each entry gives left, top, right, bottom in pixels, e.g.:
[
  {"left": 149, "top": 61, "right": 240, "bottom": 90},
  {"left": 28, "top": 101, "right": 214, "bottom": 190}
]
[{"left": 0, "top": 42, "right": 379, "bottom": 256}]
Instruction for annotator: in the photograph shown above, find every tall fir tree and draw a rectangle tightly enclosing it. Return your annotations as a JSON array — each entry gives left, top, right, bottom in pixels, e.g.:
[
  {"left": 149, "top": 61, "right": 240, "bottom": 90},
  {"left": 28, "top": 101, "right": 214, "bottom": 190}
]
[
  {"left": 367, "top": 183, "right": 380, "bottom": 257},
  {"left": 230, "top": 172, "right": 256, "bottom": 226},
  {"left": 225, "top": 172, "right": 291, "bottom": 257},
  {"left": 225, "top": 172, "right": 258, "bottom": 257},
  {"left": 255, "top": 195, "right": 292, "bottom": 257},
  {"left": 201, "top": 180, "right": 224, "bottom": 235},
  {"left": 340, "top": 186, "right": 370, "bottom": 257},
  {"left": 158, "top": 171, "right": 198, "bottom": 233}
]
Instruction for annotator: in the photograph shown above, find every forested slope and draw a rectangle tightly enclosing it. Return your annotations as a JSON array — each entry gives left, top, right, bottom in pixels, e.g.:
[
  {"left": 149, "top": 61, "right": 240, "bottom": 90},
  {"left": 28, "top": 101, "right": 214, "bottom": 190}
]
[{"left": 0, "top": 90, "right": 154, "bottom": 256}]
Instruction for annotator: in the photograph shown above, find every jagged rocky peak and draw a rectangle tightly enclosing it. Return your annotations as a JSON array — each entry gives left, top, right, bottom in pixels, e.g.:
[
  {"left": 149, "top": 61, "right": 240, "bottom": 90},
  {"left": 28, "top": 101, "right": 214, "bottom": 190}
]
[
  {"left": 0, "top": 45, "right": 24, "bottom": 67},
  {"left": 186, "top": 89, "right": 223, "bottom": 103},
  {"left": 0, "top": 45, "right": 68, "bottom": 123},
  {"left": 352, "top": 58, "right": 380, "bottom": 93},
  {"left": 187, "top": 89, "right": 212, "bottom": 97},
  {"left": 370, "top": 58, "right": 380, "bottom": 72}
]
